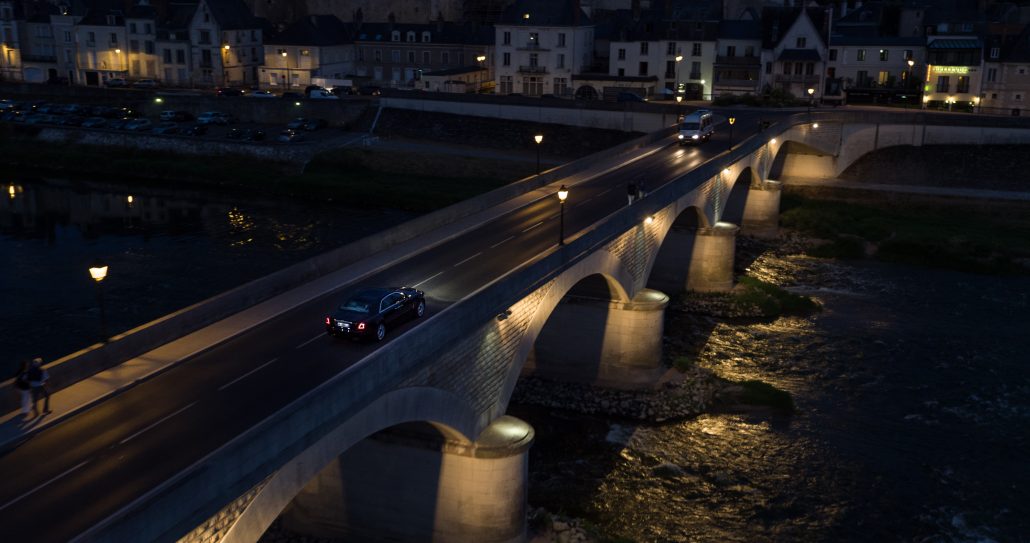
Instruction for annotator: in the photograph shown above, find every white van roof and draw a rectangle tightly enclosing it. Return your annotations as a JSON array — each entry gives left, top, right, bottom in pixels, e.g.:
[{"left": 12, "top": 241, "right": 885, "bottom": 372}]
[{"left": 682, "top": 110, "right": 711, "bottom": 121}]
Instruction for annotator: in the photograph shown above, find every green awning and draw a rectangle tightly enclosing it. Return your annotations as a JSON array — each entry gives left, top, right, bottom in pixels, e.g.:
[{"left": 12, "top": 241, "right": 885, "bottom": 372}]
[{"left": 928, "top": 39, "right": 981, "bottom": 49}]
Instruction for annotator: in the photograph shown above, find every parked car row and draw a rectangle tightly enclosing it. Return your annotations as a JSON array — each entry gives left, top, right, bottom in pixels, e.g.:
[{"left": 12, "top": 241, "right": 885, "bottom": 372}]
[{"left": 104, "top": 78, "right": 160, "bottom": 89}]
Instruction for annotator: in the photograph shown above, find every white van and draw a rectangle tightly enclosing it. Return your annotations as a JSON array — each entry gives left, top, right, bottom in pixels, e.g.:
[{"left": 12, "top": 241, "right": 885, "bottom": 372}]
[{"left": 678, "top": 110, "right": 714, "bottom": 144}]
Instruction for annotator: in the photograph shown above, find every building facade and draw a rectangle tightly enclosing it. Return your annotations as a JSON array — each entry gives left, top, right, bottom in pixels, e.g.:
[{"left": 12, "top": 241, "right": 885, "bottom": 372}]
[{"left": 494, "top": 0, "right": 593, "bottom": 97}]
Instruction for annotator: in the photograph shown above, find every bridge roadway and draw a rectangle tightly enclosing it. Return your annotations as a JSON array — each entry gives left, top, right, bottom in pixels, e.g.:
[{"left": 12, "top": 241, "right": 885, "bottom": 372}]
[{"left": 0, "top": 110, "right": 771, "bottom": 542}]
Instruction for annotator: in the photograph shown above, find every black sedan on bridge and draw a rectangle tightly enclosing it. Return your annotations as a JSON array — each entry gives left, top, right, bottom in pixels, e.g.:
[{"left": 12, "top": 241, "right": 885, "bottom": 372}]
[{"left": 325, "top": 287, "right": 426, "bottom": 341}]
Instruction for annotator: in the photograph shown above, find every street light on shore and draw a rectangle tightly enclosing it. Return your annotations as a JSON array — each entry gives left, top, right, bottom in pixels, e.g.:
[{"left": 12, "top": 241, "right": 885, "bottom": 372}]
[
  {"left": 534, "top": 134, "right": 544, "bottom": 175},
  {"left": 674, "top": 54, "right": 683, "bottom": 96},
  {"left": 807, "top": 87, "right": 815, "bottom": 114},
  {"left": 727, "top": 116, "right": 736, "bottom": 151},
  {"left": 557, "top": 185, "right": 569, "bottom": 246},
  {"left": 89, "top": 261, "right": 109, "bottom": 342}
]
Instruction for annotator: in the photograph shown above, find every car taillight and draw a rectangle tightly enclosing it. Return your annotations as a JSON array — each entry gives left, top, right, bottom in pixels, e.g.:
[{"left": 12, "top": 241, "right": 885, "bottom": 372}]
[
  {"left": 325, "top": 316, "right": 330, "bottom": 325},
  {"left": 357, "top": 322, "right": 366, "bottom": 330}
]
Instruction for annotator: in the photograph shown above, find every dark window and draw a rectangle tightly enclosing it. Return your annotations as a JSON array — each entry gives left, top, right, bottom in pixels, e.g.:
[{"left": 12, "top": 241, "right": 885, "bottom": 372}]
[
  {"left": 618, "top": 48, "right": 626, "bottom": 60},
  {"left": 956, "top": 76, "right": 969, "bottom": 93},
  {"left": 176, "top": 50, "right": 185, "bottom": 64},
  {"left": 936, "top": 75, "right": 949, "bottom": 92},
  {"left": 640, "top": 42, "right": 648, "bottom": 54},
  {"left": 857, "top": 49, "right": 866, "bottom": 61},
  {"left": 879, "top": 49, "right": 888, "bottom": 61},
  {"left": 639, "top": 61, "right": 648, "bottom": 76},
  {"left": 163, "top": 49, "right": 172, "bottom": 63},
  {"left": 829, "top": 49, "right": 837, "bottom": 61},
  {"left": 726, "top": 45, "right": 736, "bottom": 57}
]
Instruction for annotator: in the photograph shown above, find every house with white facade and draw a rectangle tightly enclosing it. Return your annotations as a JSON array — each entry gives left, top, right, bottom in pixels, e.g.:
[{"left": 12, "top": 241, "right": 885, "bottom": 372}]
[
  {"left": 494, "top": 0, "right": 594, "bottom": 97},
  {"left": 125, "top": 0, "right": 159, "bottom": 80},
  {"left": 608, "top": 14, "right": 718, "bottom": 100},
  {"left": 73, "top": 7, "right": 129, "bottom": 86},
  {"left": 759, "top": 6, "right": 829, "bottom": 101},
  {"left": 261, "top": 15, "right": 354, "bottom": 90},
  {"left": 982, "top": 27, "right": 1030, "bottom": 116},
  {"left": 184, "top": 0, "right": 263, "bottom": 87},
  {"left": 0, "top": 0, "right": 24, "bottom": 81},
  {"left": 712, "top": 18, "right": 762, "bottom": 98}
]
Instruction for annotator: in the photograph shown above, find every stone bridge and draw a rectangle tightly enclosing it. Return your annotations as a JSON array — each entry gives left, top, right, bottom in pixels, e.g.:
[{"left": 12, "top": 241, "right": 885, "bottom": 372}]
[{"left": 75, "top": 111, "right": 1030, "bottom": 543}]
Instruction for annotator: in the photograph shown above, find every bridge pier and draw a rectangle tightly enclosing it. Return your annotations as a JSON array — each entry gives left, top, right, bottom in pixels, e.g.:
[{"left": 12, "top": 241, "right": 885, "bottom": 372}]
[
  {"left": 686, "top": 222, "right": 738, "bottom": 292},
  {"left": 525, "top": 288, "right": 669, "bottom": 389},
  {"left": 280, "top": 416, "right": 533, "bottom": 543},
  {"left": 739, "top": 180, "right": 781, "bottom": 238}
]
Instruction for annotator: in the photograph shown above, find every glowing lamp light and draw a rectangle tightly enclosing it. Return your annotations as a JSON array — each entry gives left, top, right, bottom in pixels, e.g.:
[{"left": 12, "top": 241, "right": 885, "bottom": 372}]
[
  {"left": 523, "top": 12, "right": 530, "bottom": 19},
  {"left": 723, "top": 168, "right": 731, "bottom": 175},
  {"left": 8, "top": 185, "right": 14, "bottom": 198},
  {"left": 813, "top": 123, "right": 819, "bottom": 128},
  {"left": 728, "top": 117, "right": 736, "bottom": 125},
  {"left": 294, "top": 101, "right": 301, "bottom": 106},
  {"left": 907, "top": 59, "right": 915, "bottom": 68},
  {"left": 127, "top": 195, "right": 134, "bottom": 204},
  {"left": 534, "top": 134, "right": 543, "bottom": 145},
  {"left": 476, "top": 54, "right": 486, "bottom": 62},
  {"left": 154, "top": 97, "right": 163, "bottom": 103},
  {"left": 676, "top": 95, "right": 683, "bottom": 103},
  {"left": 645, "top": 215, "right": 654, "bottom": 224},
  {"left": 223, "top": 44, "right": 231, "bottom": 50},
  {"left": 770, "top": 138, "right": 777, "bottom": 144},
  {"left": 114, "top": 48, "right": 121, "bottom": 54},
  {"left": 557, "top": 185, "right": 569, "bottom": 202},
  {"left": 675, "top": 55, "right": 683, "bottom": 62},
  {"left": 281, "top": 51, "right": 287, "bottom": 57},
  {"left": 89, "top": 263, "right": 109, "bottom": 282},
  {"left": 807, "top": 87, "right": 815, "bottom": 96}
]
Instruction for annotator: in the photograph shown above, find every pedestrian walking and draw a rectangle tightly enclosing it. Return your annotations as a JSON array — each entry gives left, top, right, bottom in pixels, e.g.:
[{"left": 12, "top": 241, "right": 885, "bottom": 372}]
[
  {"left": 627, "top": 180, "right": 638, "bottom": 205},
  {"left": 27, "top": 357, "right": 51, "bottom": 416},
  {"left": 14, "top": 360, "right": 31, "bottom": 419},
  {"left": 637, "top": 180, "right": 647, "bottom": 199}
]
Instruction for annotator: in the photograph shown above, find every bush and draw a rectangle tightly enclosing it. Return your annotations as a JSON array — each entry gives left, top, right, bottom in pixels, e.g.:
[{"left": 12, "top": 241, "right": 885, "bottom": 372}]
[
  {"left": 734, "top": 276, "right": 820, "bottom": 316},
  {"left": 737, "top": 380, "right": 795, "bottom": 412}
]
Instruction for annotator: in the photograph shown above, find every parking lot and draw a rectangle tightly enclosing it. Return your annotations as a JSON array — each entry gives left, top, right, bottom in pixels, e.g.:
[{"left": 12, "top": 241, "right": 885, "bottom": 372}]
[{"left": 0, "top": 95, "right": 354, "bottom": 145}]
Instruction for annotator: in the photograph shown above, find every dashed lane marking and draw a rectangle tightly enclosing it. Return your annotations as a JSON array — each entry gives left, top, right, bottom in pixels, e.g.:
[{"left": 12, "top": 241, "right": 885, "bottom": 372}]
[
  {"left": 413, "top": 271, "right": 443, "bottom": 288},
  {"left": 490, "top": 235, "right": 515, "bottom": 249},
  {"left": 119, "top": 402, "right": 196, "bottom": 445},
  {"left": 0, "top": 460, "right": 91, "bottom": 513},
  {"left": 218, "top": 358, "right": 279, "bottom": 391},
  {"left": 453, "top": 252, "right": 482, "bottom": 267},
  {"left": 522, "top": 221, "right": 544, "bottom": 233},
  {"left": 295, "top": 334, "right": 323, "bottom": 350}
]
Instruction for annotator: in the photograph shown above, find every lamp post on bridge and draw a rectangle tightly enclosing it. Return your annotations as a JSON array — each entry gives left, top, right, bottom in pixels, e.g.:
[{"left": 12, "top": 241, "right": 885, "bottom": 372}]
[
  {"left": 727, "top": 116, "right": 736, "bottom": 151},
  {"left": 88, "top": 261, "right": 109, "bottom": 342},
  {"left": 557, "top": 185, "right": 569, "bottom": 246},
  {"left": 675, "top": 95, "right": 683, "bottom": 122},
  {"left": 674, "top": 54, "right": 683, "bottom": 98},
  {"left": 534, "top": 134, "right": 543, "bottom": 175},
  {"left": 476, "top": 54, "right": 487, "bottom": 93},
  {"left": 807, "top": 87, "right": 815, "bottom": 115}
]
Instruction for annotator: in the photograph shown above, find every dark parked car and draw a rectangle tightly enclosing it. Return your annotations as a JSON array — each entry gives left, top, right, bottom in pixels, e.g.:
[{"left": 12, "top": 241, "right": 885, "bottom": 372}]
[
  {"left": 242, "top": 128, "right": 265, "bottom": 141},
  {"left": 182, "top": 124, "right": 208, "bottom": 136},
  {"left": 286, "top": 117, "right": 308, "bottom": 130},
  {"left": 81, "top": 117, "right": 107, "bottom": 128},
  {"left": 325, "top": 287, "right": 426, "bottom": 341},
  {"left": 302, "top": 118, "right": 327, "bottom": 131},
  {"left": 281, "top": 91, "right": 304, "bottom": 101},
  {"left": 215, "top": 87, "right": 244, "bottom": 97},
  {"left": 276, "top": 128, "right": 304, "bottom": 143},
  {"left": 357, "top": 85, "right": 382, "bottom": 96},
  {"left": 152, "top": 122, "right": 180, "bottom": 135},
  {"left": 160, "top": 110, "right": 193, "bottom": 122}
]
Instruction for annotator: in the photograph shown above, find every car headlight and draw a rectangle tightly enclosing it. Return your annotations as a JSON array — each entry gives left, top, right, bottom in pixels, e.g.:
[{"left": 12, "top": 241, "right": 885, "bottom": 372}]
[{"left": 692, "top": 134, "right": 699, "bottom": 139}]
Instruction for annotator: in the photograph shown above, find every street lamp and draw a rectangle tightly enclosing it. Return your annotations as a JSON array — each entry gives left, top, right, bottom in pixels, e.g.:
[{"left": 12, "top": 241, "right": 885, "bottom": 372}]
[
  {"left": 88, "top": 261, "right": 109, "bottom": 342},
  {"left": 476, "top": 54, "right": 487, "bottom": 94},
  {"left": 534, "top": 134, "right": 543, "bottom": 175},
  {"left": 675, "top": 95, "right": 683, "bottom": 122},
  {"left": 907, "top": 59, "right": 915, "bottom": 86},
  {"left": 557, "top": 185, "right": 569, "bottom": 246},
  {"left": 947, "top": 96, "right": 955, "bottom": 112},
  {"left": 674, "top": 54, "right": 683, "bottom": 96},
  {"left": 727, "top": 116, "right": 736, "bottom": 151},
  {"left": 281, "top": 50, "right": 292, "bottom": 89},
  {"left": 807, "top": 87, "right": 815, "bottom": 114}
]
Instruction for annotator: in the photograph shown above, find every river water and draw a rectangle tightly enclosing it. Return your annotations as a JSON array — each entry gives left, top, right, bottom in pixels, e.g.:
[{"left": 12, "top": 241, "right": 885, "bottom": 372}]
[
  {"left": 512, "top": 239, "right": 1030, "bottom": 543},
  {"left": 0, "top": 176, "right": 409, "bottom": 375}
]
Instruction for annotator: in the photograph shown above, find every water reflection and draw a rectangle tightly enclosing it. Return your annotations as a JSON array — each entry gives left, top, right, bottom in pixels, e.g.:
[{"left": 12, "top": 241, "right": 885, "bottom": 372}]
[
  {"left": 513, "top": 241, "right": 1030, "bottom": 542},
  {"left": 1, "top": 177, "right": 408, "bottom": 374}
]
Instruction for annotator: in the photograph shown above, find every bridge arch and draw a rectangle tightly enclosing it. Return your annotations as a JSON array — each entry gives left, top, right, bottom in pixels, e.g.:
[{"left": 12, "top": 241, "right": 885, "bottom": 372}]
[
  {"left": 722, "top": 167, "right": 761, "bottom": 226},
  {"left": 221, "top": 386, "right": 477, "bottom": 543}
]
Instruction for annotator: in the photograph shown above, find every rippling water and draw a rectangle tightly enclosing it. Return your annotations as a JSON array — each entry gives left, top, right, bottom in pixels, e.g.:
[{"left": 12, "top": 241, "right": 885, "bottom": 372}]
[{"left": 513, "top": 241, "right": 1030, "bottom": 542}]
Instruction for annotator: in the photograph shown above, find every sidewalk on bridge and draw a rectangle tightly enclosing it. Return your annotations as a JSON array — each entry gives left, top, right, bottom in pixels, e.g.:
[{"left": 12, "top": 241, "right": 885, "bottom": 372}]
[{"left": 0, "top": 133, "right": 675, "bottom": 454}]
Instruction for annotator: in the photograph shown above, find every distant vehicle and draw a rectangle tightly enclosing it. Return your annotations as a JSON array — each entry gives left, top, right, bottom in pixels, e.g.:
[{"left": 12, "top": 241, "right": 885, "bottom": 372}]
[
  {"left": 106, "top": 118, "right": 131, "bottom": 130},
  {"left": 677, "top": 109, "right": 714, "bottom": 144},
  {"left": 81, "top": 117, "right": 107, "bottom": 128},
  {"left": 311, "top": 78, "right": 354, "bottom": 95},
  {"left": 0, "top": 99, "right": 14, "bottom": 110},
  {"left": 160, "top": 110, "right": 193, "bottom": 122},
  {"left": 152, "top": 122, "right": 179, "bottom": 134},
  {"left": 248, "top": 90, "right": 276, "bottom": 98},
  {"left": 215, "top": 87, "right": 244, "bottom": 97},
  {"left": 307, "top": 88, "right": 339, "bottom": 100},
  {"left": 242, "top": 128, "right": 265, "bottom": 141},
  {"left": 280, "top": 91, "right": 304, "bottom": 100},
  {"left": 357, "top": 85, "right": 382, "bottom": 96},
  {"left": 60, "top": 115, "right": 85, "bottom": 126},
  {"left": 132, "top": 79, "right": 159, "bottom": 89},
  {"left": 302, "top": 118, "right": 327, "bottom": 131},
  {"left": 104, "top": 77, "right": 129, "bottom": 88},
  {"left": 276, "top": 128, "right": 304, "bottom": 143},
  {"left": 124, "top": 118, "right": 153, "bottom": 131},
  {"left": 286, "top": 117, "right": 308, "bottom": 130},
  {"left": 325, "top": 287, "right": 426, "bottom": 341},
  {"left": 60, "top": 104, "right": 87, "bottom": 115},
  {"left": 197, "top": 111, "right": 232, "bottom": 125},
  {"left": 616, "top": 92, "right": 647, "bottom": 103}
]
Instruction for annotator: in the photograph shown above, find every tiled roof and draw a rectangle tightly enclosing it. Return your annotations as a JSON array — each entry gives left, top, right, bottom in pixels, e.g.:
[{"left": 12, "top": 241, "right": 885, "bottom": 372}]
[
  {"left": 207, "top": 0, "right": 259, "bottom": 30},
  {"left": 266, "top": 15, "right": 354, "bottom": 47},
  {"left": 499, "top": 0, "right": 591, "bottom": 27},
  {"left": 760, "top": 7, "right": 828, "bottom": 49},
  {"left": 719, "top": 20, "right": 761, "bottom": 41}
]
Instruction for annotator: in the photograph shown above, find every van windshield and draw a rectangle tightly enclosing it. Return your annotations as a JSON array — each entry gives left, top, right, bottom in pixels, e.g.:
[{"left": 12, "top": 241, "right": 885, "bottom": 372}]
[{"left": 681, "top": 122, "right": 700, "bottom": 130}]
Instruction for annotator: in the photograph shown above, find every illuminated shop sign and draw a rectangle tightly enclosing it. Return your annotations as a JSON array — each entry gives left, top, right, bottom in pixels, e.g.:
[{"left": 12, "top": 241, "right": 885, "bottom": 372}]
[{"left": 931, "top": 66, "right": 969, "bottom": 74}]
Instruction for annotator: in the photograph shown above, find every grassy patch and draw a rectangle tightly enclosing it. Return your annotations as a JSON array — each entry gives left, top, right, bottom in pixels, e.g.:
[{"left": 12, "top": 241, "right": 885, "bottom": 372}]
[
  {"left": 736, "top": 380, "right": 795, "bottom": 412},
  {"left": 781, "top": 194, "right": 1030, "bottom": 274},
  {"left": 733, "top": 276, "right": 820, "bottom": 316},
  {"left": 672, "top": 356, "right": 694, "bottom": 372}
]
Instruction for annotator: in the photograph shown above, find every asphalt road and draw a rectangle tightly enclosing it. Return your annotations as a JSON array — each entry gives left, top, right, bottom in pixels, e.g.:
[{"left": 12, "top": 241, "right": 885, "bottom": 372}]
[{"left": 0, "top": 109, "right": 776, "bottom": 542}]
